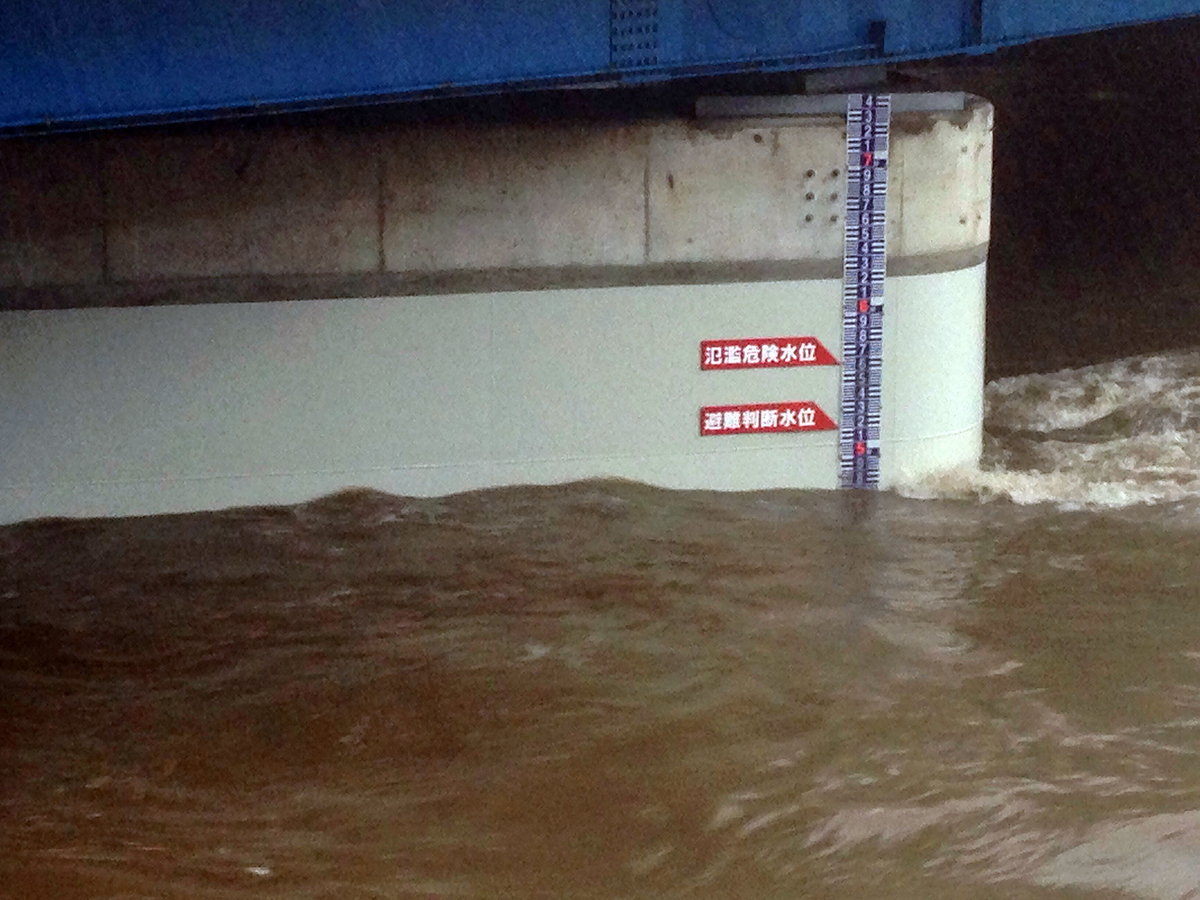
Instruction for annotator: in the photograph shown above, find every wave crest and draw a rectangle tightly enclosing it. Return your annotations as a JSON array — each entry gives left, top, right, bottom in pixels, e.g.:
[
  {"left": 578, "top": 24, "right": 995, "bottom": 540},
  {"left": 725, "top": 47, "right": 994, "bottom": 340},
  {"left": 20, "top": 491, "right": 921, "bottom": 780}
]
[{"left": 899, "top": 350, "right": 1200, "bottom": 508}]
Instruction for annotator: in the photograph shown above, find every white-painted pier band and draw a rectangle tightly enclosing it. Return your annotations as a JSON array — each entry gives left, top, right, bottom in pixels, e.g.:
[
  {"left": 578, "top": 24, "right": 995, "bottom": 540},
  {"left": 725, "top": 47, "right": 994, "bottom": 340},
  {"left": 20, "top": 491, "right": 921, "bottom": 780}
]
[{"left": 0, "top": 94, "right": 991, "bottom": 523}]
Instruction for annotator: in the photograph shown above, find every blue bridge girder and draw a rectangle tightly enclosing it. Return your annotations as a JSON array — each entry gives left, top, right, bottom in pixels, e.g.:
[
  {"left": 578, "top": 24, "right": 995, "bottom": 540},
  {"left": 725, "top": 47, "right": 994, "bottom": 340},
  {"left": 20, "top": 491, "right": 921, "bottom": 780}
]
[{"left": 3, "top": 0, "right": 1200, "bottom": 133}]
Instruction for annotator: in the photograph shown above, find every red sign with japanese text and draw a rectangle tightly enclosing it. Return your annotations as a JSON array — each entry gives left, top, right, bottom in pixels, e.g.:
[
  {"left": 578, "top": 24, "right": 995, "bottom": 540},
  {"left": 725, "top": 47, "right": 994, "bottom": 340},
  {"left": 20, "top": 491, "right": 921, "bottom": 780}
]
[
  {"left": 699, "top": 402, "right": 837, "bottom": 436},
  {"left": 700, "top": 336, "right": 837, "bottom": 370}
]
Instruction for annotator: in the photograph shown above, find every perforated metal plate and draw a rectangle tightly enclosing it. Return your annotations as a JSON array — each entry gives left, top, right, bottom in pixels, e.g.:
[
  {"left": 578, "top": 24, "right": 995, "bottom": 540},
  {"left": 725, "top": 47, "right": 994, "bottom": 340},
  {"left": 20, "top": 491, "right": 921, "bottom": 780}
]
[{"left": 610, "top": 0, "right": 659, "bottom": 68}]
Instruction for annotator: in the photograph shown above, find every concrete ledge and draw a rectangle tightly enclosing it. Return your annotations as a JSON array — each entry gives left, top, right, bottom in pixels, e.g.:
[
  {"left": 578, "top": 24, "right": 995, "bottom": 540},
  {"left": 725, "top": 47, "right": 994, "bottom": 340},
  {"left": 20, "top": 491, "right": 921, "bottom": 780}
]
[{"left": 0, "top": 245, "right": 988, "bottom": 310}]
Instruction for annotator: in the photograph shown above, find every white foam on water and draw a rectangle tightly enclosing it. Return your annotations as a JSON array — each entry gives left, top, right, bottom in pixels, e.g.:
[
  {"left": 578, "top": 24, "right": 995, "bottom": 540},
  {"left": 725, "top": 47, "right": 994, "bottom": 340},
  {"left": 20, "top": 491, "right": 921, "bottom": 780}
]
[
  {"left": 899, "top": 349, "right": 1200, "bottom": 509},
  {"left": 1032, "top": 812, "right": 1200, "bottom": 899}
]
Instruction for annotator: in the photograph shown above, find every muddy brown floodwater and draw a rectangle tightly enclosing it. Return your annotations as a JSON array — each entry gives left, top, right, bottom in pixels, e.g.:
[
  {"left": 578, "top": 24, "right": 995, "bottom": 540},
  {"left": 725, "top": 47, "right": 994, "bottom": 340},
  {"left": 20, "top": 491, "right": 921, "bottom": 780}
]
[
  {"left": 5, "top": 360, "right": 1200, "bottom": 900},
  {"left": 9, "top": 19, "right": 1200, "bottom": 898}
]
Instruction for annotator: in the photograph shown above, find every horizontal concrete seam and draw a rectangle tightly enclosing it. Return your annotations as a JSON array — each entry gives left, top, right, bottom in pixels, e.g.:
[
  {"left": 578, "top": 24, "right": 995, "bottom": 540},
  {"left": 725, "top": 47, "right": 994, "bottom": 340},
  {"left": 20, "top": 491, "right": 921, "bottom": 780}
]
[
  {"left": 0, "top": 245, "right": 988, "bottom": 310},
  {"left": 885, "top": 422, "right": 984, "bottom": 443}
]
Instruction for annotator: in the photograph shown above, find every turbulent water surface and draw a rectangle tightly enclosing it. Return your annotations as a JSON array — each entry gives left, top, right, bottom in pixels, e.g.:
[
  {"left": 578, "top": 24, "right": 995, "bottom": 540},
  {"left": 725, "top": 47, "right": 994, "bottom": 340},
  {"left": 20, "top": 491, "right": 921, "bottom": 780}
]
[{"left": 4, "top": 349, "right": 1200, "bottom": 899}]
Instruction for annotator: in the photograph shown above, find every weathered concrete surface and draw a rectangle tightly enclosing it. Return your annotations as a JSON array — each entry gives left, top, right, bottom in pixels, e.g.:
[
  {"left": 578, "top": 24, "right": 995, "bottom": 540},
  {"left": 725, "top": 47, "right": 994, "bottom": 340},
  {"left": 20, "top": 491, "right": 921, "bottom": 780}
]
[
  {"left": 648, "top": 100, "right": 992, "bottom": 264},
  {"left": 383, "top": 123, "right": 648, "bottom": 271},
  {"left": 0, "top": 95, "right": 991, "bottom": 302},
  {"left": 105, "top": 129, "right": 380, "bottom": 279},
  {"left": 0, "top": 138, "right": 104, "bottom": 287},
  {"left": 891, "top": 109, "right": 993, "bottom": 257},
  {"left": 648, "top": 120, "right": 848, "bottom": 263}
]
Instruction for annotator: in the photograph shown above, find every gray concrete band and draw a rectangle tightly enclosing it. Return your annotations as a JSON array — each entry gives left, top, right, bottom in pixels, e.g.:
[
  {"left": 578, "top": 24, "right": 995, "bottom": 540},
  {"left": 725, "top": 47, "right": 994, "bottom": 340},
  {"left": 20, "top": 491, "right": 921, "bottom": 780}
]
[{"left": 0, "top": 243, "right": 988, "bottom": 310}]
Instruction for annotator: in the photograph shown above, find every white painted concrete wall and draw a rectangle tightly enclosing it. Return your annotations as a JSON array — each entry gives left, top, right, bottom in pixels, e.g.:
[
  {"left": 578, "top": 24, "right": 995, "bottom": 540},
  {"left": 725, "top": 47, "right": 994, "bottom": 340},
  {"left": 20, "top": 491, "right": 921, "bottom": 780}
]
[
  {"left": 0, "top": 95, "right": 992, "bottom": 522},
  {"left": 0, "top": 265, "right": 983, "bottom": 522}
]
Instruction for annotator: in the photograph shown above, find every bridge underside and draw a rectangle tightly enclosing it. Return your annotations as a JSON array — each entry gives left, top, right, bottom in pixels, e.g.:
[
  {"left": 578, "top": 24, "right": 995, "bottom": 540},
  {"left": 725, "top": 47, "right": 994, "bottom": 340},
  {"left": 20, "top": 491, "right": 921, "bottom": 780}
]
[{"left": 2, "top": 1, "right": 1198, "bottom": 133}]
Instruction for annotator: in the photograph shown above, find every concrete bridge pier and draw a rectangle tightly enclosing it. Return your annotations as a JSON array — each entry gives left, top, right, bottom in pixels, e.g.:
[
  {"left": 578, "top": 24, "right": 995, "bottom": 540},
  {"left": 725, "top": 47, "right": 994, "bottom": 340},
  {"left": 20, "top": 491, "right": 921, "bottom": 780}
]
[{"left": 0, "top": 93, "right": 991, "bottom": 523}]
